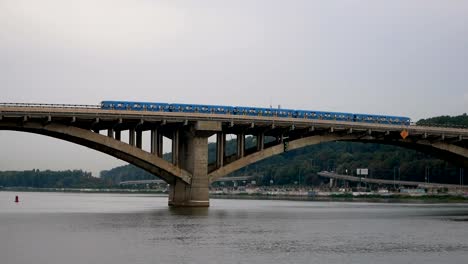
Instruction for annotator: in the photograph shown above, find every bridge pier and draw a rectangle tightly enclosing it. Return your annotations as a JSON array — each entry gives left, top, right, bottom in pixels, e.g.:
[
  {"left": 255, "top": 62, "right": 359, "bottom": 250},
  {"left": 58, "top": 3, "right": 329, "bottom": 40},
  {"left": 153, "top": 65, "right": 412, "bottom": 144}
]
[
  {"left": 168, "top": 121, "right": 220, "bottom": 207},
  {"left": 216, "top": 132, "right": 225, "bottom": 168},
  {"left": 237, "top": 132, "right": 245, "bottom": 158},
  {"left": 150, "top": 129, "right": 163, "bottom": 157}
]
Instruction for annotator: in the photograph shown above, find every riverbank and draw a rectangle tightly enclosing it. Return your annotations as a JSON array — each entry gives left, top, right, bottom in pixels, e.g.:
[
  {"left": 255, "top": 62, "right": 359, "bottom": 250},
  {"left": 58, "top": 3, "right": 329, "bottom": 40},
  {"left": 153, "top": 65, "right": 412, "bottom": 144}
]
[
  {"left": 211, "top": 193, "right": 468, "bottom": 203},
  {"left": 2, "top": 187, "right": 468, "bottom": 203},
  {"left": 0, "top": 187, "right": 167, "bottom": 194}
]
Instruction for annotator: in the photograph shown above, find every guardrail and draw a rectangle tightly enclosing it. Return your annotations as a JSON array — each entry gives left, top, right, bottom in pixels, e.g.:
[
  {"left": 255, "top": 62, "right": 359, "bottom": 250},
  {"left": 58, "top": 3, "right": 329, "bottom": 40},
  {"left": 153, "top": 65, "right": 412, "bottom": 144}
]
[
  {"left": 415, "top": 122, "right": 468, "bottom": 129},
  {"left": 0, "top": 102, "right": 100, "bottom": 109}
]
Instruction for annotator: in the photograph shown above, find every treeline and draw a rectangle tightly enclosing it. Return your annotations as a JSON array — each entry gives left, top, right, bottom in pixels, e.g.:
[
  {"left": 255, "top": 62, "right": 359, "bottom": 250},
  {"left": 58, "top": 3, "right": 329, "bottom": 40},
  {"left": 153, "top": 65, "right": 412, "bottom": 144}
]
[
  {"left": 101, "top": 165, "right": 154, "bottom": 185},
  {"left": 417, "top": 113, "right": 468, "bottom": 127},
  {"left": 0, "top": 169, "right": 108, "bottom": 188}
]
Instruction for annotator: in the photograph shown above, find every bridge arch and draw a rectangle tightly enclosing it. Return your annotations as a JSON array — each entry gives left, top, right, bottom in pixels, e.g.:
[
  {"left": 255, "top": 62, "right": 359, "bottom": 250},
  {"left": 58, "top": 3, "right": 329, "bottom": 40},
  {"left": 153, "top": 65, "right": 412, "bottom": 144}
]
[
  {"left": 0, "top": 121, "right": 192, "bottom": 184},
  {"left": 209, "top": 134, "right": 468, "bottom": 182}
]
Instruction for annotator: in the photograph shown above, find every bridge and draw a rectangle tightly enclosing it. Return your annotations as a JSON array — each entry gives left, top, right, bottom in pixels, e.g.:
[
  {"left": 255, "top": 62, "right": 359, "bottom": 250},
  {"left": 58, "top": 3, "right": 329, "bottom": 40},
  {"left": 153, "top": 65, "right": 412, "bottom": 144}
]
[
  {"left": 318, "top": 171, "right": 468, "bottom": 190},
  {"left": 1, "top": 103, "right": 467, "bottom": 207},
  {"left": 119, "top": 176, "right": 254, "bottom": 186}
]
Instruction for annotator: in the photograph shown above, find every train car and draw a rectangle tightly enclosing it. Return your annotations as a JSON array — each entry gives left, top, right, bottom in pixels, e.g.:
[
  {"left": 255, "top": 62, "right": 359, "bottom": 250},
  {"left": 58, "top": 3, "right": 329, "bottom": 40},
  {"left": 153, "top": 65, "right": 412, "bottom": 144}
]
[
  {"left": 353, "top": 113, "right": 410, "bottom": 125},
  {"left": 169, "top": 103, "right": 233, "bottom": 114},
  {"left": 330, "top": 112, "right": 353, "bottom": 121},
  {"left": 145, "top": 102, "right": 170, "bottom": 112},
  {"left": 101, "top": 101, "right": 169, "bottom": 112},
  {"left": 296, "top": 110, "right": 318, "bottom": 119},
  {"left": 276, "top": 108, "right": 296, "bottom": 118},
  {"left": 233, "top": 106, "right": 296, "bottom": 117},
  {"left": 253, "top": 107, "right": 275, "bottom": 117},
  {"left": 353, "top": 113, "right": 377, "bottom": 123},
  {"left": 101, "top": 100, "right": 410, "bottom": 126},
  {"left": 169, "top": 103, "right": 198, "bottom": 113},
  {"left": 380, "top": 115, "right": 411, "bottom": 126},
  {"left": 205, "top": 105, "right": 234, "bottom": 114},
  {"left": 233, "top": 106, "right": 258, "bottom": 116},
  {"left": 100, "top": 101, "right": 136, "bottom": 110}
]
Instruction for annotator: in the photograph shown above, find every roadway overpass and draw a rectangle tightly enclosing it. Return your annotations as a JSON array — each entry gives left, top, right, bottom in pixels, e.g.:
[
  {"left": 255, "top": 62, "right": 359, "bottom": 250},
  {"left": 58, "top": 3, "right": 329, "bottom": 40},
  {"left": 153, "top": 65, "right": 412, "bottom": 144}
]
[
  {"left": 318, "top": 171, "right": 468, "bottom": 190},
  {"left": 1, "top": 103, "right": 467, "bottom": 207},
  {"left": 119, "top": 176, "right": 254, "bottom": 186}
]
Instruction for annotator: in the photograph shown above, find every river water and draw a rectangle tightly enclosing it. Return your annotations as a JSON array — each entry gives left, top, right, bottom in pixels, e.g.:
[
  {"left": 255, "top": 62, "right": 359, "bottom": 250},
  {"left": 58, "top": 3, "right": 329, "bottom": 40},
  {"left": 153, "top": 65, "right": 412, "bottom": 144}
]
[{"left": 1, "top": 191, "right": 468, "bottom": 264}]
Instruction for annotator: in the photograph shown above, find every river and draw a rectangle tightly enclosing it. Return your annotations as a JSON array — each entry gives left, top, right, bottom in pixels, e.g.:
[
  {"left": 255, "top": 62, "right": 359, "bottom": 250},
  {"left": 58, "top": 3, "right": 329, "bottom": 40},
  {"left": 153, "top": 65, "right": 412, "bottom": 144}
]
[{"left": 1, "top": 191, "right": 468, "bottom": 264}]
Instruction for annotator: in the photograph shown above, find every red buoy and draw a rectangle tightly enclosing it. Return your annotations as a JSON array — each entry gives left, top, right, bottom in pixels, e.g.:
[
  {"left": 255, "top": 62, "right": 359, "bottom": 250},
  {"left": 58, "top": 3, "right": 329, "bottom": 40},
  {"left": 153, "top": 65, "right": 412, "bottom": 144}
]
[{"left": 15, "top": 196, "right": 19, "bottom": 203}]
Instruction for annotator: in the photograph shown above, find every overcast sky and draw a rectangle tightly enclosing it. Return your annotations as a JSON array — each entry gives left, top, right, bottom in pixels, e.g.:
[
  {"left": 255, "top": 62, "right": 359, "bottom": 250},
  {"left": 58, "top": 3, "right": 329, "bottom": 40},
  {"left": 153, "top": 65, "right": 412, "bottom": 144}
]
[{"left": 1, "top": 0, "right": 467, "bottom": 176}]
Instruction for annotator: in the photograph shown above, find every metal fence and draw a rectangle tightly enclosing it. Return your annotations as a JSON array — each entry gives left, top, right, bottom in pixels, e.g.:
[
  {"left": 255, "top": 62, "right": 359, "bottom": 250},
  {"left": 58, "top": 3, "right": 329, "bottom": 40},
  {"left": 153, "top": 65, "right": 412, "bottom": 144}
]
[{"left": 0, "top": 102, "right": 100, "bottom": 109}]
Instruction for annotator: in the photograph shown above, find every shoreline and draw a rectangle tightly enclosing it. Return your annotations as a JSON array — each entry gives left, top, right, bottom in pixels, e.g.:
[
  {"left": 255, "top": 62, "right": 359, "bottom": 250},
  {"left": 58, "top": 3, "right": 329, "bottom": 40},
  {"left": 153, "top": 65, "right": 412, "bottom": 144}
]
[{"left": 2, "top": 187, "right": 468, "bottom": 203}]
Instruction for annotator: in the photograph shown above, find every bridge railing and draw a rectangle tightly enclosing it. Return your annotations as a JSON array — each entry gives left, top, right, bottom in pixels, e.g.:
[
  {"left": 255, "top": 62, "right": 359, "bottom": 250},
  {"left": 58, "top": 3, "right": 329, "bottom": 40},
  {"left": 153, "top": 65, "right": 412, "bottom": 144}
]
[
  {"left": 0, "top": 102, "right": 100, "bottom": 109},
  {"left": 414, "top": 122, "right": 468, "bottom": 129}
]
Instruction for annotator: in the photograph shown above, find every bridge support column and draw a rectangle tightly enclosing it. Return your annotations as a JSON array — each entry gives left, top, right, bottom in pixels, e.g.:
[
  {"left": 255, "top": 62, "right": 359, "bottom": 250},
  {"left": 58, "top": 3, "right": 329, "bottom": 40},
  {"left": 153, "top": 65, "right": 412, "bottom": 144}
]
[
  {"left": 136, "top": 130, "right": 142, "bottom": 149},
  {"left": 257, "top": 132, "right": 264, "bottom": 151},
  {"left": 237, "top": 132, "right": 245, "bottom": 158},
  {"left": 172, "top": 130, "right": 179, "bottom": 165},
  {"left": 115, "top": 130, "right": 121, "bottom": 141},
  {"left": 216, "top": 132, "right": 225, "bottom": 168},
  {"left": 129, "top": 129, "right": 135, "bottom": 146},
  {"left": 168, "top": 121, "right": 221, "bottom": 207},
  {"left": 107, "top": 129, "right": 113, "bottom": 138},
  {"left": 151, "top": 129, "right": 164, "bottom": 158}
]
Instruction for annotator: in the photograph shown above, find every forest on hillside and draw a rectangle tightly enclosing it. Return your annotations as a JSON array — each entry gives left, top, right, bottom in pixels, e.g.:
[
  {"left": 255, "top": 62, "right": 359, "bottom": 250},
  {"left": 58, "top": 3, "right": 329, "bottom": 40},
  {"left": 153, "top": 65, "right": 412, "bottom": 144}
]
[{"left": 0, "top": 170, "right": 107, "bottom": 188}]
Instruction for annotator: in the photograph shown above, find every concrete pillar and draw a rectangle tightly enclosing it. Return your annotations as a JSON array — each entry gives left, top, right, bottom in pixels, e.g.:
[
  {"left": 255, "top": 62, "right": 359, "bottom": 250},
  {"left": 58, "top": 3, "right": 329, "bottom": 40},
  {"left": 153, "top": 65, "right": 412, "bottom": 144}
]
[
  {"left": 107, "top": 129, "right": 113, "bottom": 138},
  {"left": 168, "top": 121, "right": 221, "bottom": 207},
  {"left": 115, "top": 130, "right": 121, "bottom": 141},
  {"left": 157, "top": 132, "right": 163, "bottom": 158},
  {"left": 172, "top": 129, "right": 179, "bottom": 165},
  {"left": 129, "top": 128, "right": 136, "bottom": 146},
  {"left": 150, "top": 129, "right": 157, "bottom": 154},
  {"left": 237, "top": 132, "right": 245, "bottom": 158},
  {"left": 136, "top": 130, "right": 142, "bottom": 149},
  {"left": 257, "top": 132, "right": 265, "bottom": 151},
  {"left": 151, "top": 129, "right": 164, "bottom": 158},
  {"left": 168, "top": 122, "right": 222, "bottom": 207},
  {"left": 216, "top": 132, "right": 225, "bottom": 168}
]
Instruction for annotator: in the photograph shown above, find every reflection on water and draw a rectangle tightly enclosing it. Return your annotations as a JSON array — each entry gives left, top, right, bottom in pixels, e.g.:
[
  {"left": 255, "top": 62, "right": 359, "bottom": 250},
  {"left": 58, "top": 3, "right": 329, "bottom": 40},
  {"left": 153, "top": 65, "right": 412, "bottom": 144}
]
[{"left": 1, "top": 191, "right": 468, "bottom": 264}]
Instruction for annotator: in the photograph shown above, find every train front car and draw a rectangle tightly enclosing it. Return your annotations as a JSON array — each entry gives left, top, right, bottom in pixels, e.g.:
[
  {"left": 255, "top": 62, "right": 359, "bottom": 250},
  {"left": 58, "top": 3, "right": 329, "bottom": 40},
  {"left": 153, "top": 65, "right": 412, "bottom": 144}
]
[
  {"left": 101, "top": 101, "right": 170, "bottom": 112},
  {"left": 100, "top": 100, "right": 131, "bottom": 110},
  {"left": 387, "top": 115, "right": 411, "bottom": 126},
  {"left": 352, "top": 113, "right": 411, "bottom": 126}
]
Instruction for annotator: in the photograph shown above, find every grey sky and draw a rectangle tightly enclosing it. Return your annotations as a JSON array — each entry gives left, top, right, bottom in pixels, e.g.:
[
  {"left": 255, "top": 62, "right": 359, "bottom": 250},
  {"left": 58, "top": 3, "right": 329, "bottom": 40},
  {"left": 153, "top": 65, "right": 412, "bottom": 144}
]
[{"left": 1, "top": 0, "right": 467, "bottom": 176}]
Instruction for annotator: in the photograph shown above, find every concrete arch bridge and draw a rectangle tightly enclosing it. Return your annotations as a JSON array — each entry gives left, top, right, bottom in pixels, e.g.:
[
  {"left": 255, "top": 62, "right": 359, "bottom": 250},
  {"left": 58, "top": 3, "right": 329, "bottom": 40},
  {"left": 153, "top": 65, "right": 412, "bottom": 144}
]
[{"left": 1, "top": 103, "right": 467, "bottom": 207}]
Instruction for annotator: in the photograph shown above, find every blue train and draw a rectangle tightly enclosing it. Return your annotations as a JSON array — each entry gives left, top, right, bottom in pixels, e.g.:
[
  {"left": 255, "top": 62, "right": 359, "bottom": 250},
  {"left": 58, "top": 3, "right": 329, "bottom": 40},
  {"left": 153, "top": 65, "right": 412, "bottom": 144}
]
[{"left": 100, "top": 100, "right": 411, "bottom": 126}]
